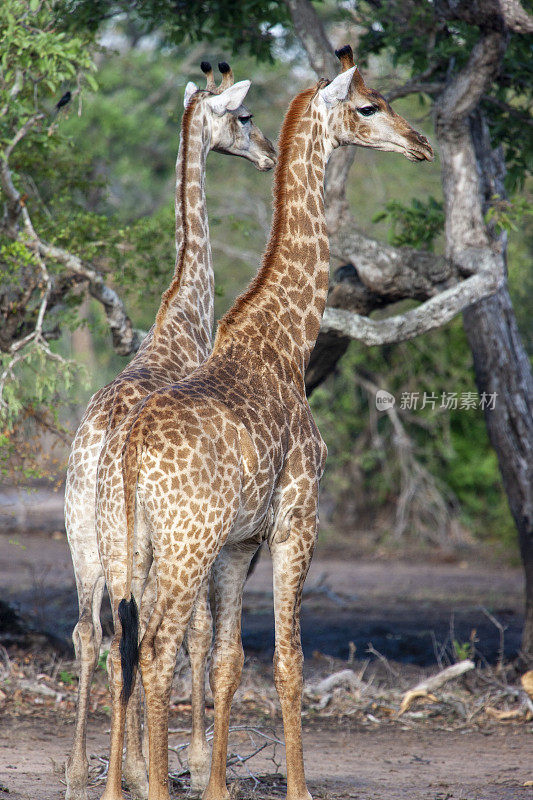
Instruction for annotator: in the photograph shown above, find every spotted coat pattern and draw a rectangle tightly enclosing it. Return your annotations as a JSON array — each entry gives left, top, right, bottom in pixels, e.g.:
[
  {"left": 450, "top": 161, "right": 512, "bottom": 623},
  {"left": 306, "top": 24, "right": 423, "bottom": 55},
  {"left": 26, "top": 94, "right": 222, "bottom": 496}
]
[
  {"left": 64, "top": 79, "right": 276, "bottom": 800},
  {"left": 96, "top": 55, "right": 433, "bottom": 800}
]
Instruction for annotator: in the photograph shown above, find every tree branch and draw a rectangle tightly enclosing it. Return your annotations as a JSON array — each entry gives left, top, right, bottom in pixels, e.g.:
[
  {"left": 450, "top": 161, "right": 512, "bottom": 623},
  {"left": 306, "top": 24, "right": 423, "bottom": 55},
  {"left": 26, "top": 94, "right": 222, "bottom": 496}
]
[
  {"left": 0, "top": 128, "right": 145, "bottom": 356},
  {"left": 0, "top": 70, "right": 24, "bottom": 118},
  {"left": 386, "top": 80, "right": 445, "bottom": 102},
  {"left": 283, "top": 0, "right": 505, "bottom": 374},
  {"left": 4, "top": 114, "right": 45, "bottom": 161},
  {"left": 330, "top": 227, "right": 458, "bottom": 298},
  {"left": 436, "top": 30, "right": 507, "bottom": 122},
  {"left": 284, "top": 0, "right": 339, "bottom": 77},
  {"left": 320, "top": 267, "right": 503, "bottom": 347},
  {"left": 482, "top": 94, "right": 533, "bottom": 127},
  {"left": 434, "top": 0, "right": 533, "bottom": 34},
  {"left": 435, "top": 30, "right": 507, "bottom": 261}
]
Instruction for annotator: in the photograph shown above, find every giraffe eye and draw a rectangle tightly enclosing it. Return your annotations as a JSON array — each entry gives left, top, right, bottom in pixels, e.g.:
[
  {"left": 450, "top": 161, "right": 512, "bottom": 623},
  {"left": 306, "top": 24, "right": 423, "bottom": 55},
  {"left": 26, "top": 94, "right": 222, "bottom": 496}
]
[
  {"left": 238, "top": 114, "right": 253, "bottom": 124},
  {"left": 357, "top": 105, "right": 378, "bottom": 117}
]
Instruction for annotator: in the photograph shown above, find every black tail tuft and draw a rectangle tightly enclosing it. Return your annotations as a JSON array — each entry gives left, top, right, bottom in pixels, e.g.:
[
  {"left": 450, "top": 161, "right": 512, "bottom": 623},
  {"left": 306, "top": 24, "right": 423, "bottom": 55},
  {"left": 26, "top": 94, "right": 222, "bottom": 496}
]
[{"left": 118, "top": 596, "right": 139, "bottom": 704}]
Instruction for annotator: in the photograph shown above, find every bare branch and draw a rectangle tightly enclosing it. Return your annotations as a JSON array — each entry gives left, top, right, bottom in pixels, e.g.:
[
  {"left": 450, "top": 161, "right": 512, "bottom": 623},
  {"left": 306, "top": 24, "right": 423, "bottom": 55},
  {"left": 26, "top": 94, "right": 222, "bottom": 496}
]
[
  {"left": 399, "top": 660, "right": 475, "bottom": 715},
  {"left": 482, "top": 94, "right": 533, "bottom": 127},
  {"left": 284, "top": 0, "right": 338, "bottom": 77},
  {"left": 386, "top": 80, "right": 445, "bottom": 102},
  {"left": 0, "top": 70, "right": 24, "bottom": 118},
  {"left": 0, "top": 140, "right": 145, "bottom": 356},
  {"left": 320, "top": 267, "right": 504, "bottom": 347},
  {"left": 435, "top": 31, "right": 506, "bottom": 122},
  {"left": 4, "top": 114, "right": 45, "bottom": 161},
  {"left": 330, "top": 228, "right": 457, "bottom": 300},
  {"left": 434, "top": 0, "right": 533, "bottom": 34}
]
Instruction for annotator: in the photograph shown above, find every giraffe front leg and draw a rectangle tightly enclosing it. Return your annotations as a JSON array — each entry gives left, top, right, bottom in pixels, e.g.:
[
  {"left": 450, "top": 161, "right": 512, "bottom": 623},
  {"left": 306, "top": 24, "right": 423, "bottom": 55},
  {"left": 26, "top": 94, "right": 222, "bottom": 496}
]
[
  {"left": 202, "top": 543, "right": 258, "bottom": 800},
  {"left": 186, "top": 576, "right": 213, "bottom": 797},
  {"left": 270, "top": 507, "right": 317, "bottom": 800}
]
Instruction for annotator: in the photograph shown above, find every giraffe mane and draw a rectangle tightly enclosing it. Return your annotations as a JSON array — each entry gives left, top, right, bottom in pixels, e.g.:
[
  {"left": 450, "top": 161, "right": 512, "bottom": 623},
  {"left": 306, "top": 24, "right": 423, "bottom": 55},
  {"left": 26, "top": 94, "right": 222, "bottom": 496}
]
[
  {"left": 218, "top": 84, "right": 319, "bottom": 333},
  {"left": 154, "top": 97, "right": 198, "bottom": 336}
]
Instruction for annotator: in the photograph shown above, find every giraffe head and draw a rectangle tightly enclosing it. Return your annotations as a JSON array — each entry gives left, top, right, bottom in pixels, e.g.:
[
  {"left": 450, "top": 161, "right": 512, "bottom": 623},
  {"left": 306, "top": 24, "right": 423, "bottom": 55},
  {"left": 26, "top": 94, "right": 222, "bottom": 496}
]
[
  {"left": 183, "top": 61, "right": 276, "bottom": 171},
  {"left": 317, "top": 45, "right": 433, "bottom": 162}
]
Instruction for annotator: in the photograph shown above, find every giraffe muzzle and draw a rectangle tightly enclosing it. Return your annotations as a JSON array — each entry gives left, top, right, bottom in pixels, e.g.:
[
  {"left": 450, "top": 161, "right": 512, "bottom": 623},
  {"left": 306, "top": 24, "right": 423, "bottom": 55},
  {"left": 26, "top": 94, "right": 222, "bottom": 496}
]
[{"left": 408, "top": 133, "right": 434, "bottom": 162}]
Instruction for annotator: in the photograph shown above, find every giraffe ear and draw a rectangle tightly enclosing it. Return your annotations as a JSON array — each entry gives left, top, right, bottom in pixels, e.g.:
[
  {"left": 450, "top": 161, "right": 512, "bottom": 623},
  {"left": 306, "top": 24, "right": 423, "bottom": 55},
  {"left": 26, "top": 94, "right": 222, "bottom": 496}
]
[
  {"left": 319, "top": 66, "right": 357, "bottom": 107},
  {"left": 184, "top": 81, "right": 199, "bottom": 108},
  {"left": 206, "top": 80, "right": 251, "bottom": 115}
]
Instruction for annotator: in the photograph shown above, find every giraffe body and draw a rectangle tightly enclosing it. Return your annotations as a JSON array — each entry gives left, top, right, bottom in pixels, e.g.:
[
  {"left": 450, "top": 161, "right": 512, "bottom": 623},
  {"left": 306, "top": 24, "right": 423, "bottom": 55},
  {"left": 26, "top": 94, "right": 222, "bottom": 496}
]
[
  {"left": 64, "top": 67, "right": 275, "bottom": 800},
  {"left": 96, "top": 50, "right": 433, "bottom": 800}
]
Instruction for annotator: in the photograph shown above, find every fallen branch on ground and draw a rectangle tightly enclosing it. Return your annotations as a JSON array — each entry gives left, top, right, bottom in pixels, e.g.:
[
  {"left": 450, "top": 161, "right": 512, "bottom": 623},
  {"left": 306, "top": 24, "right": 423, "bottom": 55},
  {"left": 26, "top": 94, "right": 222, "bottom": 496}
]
[
  {"left": 306, "top": 668, "right": 363, "bottom": 697},
  {"left": 399, "top": 660, "right": 475, "bottom": 714}
]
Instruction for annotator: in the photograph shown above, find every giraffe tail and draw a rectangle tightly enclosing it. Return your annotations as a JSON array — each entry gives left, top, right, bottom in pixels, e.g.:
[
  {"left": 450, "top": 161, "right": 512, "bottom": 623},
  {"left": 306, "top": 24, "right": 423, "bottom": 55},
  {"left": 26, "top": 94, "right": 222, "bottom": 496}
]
[
  {"left": 118, "top": 595, "right": 138, "bottom": 704},
  {"left": 117, "top": 415, "right": 145, "bottom": 704}
]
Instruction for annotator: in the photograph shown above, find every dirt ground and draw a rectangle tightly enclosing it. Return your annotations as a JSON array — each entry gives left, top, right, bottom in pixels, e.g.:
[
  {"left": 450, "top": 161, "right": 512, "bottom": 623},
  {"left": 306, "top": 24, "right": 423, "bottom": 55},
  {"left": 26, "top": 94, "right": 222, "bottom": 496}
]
[
  {"left": 1, "top": 712, "right": 532, "bottom": 800},
  {"left": 1, "top": 488, "right": 532, "bottom": 800}
]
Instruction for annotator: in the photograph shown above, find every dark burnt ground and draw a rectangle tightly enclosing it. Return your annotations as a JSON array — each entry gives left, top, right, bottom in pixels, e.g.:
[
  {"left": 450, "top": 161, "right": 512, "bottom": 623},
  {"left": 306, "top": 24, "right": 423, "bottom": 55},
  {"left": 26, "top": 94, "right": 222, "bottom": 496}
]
[{"left": 0, "top": 517, "right": 524, "bottom": 667}]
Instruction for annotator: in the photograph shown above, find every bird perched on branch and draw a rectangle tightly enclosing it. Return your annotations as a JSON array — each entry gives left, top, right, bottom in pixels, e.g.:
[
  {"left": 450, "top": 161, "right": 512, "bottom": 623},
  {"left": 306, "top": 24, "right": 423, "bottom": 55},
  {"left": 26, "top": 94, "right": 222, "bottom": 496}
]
[{"left": 51, "top": 90, "right": 71, "bottom": 119}]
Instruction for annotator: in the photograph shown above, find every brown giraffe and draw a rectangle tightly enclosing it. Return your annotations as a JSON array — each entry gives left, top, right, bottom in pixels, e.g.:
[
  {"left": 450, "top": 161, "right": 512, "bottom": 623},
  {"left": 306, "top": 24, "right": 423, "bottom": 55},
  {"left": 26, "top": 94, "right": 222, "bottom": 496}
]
[
  {"left": 95, "top": 46, "right": 433, "bottom": 800},
  {"left": 64, "top": 62, "right": 276, "bottom": 800}
]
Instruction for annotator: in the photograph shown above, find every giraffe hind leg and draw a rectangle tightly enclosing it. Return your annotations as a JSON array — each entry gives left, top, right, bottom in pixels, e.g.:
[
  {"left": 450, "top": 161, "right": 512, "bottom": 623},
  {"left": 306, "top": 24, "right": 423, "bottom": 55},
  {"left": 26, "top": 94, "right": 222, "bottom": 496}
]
[
  {"left": 186, "top": 576, "right": 213, "bottom": 796},
  {"left": 202, "top": 542, "right": 258, "bottom": 800},
  {"left": 66, "top": 569, "right": 105, "bottom": 800}
]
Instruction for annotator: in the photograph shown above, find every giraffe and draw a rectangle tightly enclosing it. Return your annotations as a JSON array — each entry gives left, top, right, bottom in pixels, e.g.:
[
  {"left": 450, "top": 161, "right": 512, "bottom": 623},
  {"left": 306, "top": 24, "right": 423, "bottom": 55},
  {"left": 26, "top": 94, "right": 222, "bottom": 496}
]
[
  {"left": 64, "top": 61, "right": 276, "bottom": 800},
  {"left": 95, "top": 45, "right": 433, "bottom": 800}
]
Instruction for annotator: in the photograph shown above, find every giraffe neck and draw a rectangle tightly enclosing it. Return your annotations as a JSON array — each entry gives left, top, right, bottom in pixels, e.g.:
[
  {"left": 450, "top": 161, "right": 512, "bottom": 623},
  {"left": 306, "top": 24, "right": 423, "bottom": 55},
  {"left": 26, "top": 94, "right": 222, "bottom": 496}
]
[
  {"left": 215, "top": 87, "right": 331, "bottom": 385},
  {"left": 152, "top": 101, "right": 213, "bottom": 359}
]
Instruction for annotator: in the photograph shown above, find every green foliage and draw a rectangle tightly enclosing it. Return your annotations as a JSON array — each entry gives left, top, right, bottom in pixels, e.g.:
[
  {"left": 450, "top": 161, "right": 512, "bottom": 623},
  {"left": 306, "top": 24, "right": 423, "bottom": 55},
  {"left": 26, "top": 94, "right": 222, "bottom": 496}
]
[
  {"left": 0, "top": 0, "right": 99, "bottom": 471},
  {"left": 0, "top": 0, "right": 97, "bottom": 152},
  {"left": 97, "top": 649, "right": 109, "bottom": 671},
  {"left": 59, "top": 669, "right": 76, "bottom": 685},
  {"left": 0, "top": 346, "right": 85, "bottom": 425},
  {"left": 453, "top": 638, "right": 475, "bottom": 662},
  {"left": 372, "top": 196, "right": 444, "bottom": 250},
  {"left": 485, "top": 194, "right": 533, "bottom": 235},
  {"left": 54, "top": 0, "right": 289, "bottom": 62},
  {"left": 311, "top": 323, "right": 516, "bottom": 547}
]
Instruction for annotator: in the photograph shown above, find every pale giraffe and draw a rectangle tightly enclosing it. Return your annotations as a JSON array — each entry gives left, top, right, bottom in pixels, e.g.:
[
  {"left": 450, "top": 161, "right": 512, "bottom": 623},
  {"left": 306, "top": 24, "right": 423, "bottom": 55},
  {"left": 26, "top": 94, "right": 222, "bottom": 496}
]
[
  {"left": 95, "top": 45, "right": 433, "bottom": 800},
  {"left": 64, "top": 61, "right": 276, "bottom": 800}
]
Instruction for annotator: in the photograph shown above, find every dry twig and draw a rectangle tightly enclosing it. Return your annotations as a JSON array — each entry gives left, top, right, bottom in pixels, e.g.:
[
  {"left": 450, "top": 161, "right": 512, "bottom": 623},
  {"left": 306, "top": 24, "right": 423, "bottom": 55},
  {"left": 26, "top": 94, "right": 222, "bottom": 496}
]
[{"left": 399, "top": 660, "right": 475, "bottom": 714}]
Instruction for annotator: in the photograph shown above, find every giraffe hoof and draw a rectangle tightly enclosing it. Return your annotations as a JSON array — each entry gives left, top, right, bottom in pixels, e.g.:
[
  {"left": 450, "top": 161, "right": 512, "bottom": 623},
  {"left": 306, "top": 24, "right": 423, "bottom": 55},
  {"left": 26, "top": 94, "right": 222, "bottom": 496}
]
[
  {"left": 201, "top": 787, "right": 230, "bottom": 800},
  {"left": 286, "top": 792, "right": 313, "bottom": 800},
  {"left": 123, "top": 769, "right": 149, "bottom": 800},
  {"left": 65, "top": 761, "right": 89, "bottom": 800},
  {"left": 188, "top": 776, "right": 210, "bottom": 799},
  {"left": 65, "top": 787, "right": 88, "bottom": 800},
  {"left": 188, "top": 745, "right": 211, "bottom": 796}
]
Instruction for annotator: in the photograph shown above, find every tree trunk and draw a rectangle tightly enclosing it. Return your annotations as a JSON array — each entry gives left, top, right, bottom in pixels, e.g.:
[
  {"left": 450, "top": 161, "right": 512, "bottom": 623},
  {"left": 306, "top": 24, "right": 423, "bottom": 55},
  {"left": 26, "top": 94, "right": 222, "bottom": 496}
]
[
  {"left": 463, "top": 112, "right": 533, "bottom": 658},
  {"left": 463, "top": 290, "right": 533, "bottom": 657},
  {"left": 285, "top": 0, "right": 533, "bottom": 656}
]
